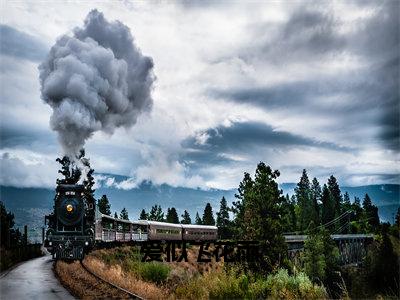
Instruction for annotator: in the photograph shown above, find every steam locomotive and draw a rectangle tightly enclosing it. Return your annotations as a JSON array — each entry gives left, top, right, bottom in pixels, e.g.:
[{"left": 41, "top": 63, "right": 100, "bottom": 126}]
[
  {"left": 44, "top": 184, "right": 95, "bottom": 260},
  {"left": 44, "top": 183, "right": 218, "bottom": 260}
]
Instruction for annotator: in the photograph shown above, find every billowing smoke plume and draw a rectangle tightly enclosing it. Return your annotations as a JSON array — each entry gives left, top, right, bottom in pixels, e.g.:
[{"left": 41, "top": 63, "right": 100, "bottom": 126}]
[{"left": 39, "top": 10, "right": 154, "bottom": 156}]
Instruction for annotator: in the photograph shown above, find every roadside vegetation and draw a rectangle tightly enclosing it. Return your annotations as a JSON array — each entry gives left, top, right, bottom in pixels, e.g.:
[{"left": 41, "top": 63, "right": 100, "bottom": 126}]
[
  {"left": 56, "top": 161, "right": 399, "bottom": 299},
  {"left": 57, "top": 245, "right": 326, "bottom": 299},
  {"left": 0, "top": 201, "right": 42, "bottom": 271}
]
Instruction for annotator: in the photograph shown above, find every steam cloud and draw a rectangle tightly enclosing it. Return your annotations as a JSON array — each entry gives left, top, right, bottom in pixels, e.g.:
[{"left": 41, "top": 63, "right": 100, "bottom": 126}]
[{"left": 39, "top": 10, "right": 154, "bottom": 156}]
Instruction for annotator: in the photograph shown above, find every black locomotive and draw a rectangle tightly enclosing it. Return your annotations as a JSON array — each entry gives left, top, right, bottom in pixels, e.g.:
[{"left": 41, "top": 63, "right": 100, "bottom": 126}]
[
  {"left": 44, "top": 181, "right": 218, "bottom": 261},
  {"left": 44, "top": 183, "right": 95, "bottom": 260}
]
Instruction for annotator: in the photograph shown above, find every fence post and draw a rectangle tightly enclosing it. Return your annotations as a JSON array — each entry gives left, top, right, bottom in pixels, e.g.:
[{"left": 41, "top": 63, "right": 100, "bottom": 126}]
[
  {"left": 24, "top": 225, "right": 28, "bottom": 245},
  {"left": 42, "top": 227, "right": 45, "bottom": 243}
]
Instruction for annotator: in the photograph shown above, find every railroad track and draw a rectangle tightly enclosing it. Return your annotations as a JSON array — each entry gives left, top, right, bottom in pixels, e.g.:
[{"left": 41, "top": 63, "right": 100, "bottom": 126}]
[{"left": 80, "top": 261, "right": 144, "bottom": 299}]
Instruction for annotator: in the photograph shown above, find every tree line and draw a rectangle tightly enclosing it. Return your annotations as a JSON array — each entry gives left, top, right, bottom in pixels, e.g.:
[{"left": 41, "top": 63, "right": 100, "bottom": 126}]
[
  {"left": 0, "top": 202, "right": 26, "bottom": 248},
  {"left": 281, "top": 169, "right": 381, "bottom": 234},
  {"left": 97, "top": 166, "right": 389, "bottom": 241}
]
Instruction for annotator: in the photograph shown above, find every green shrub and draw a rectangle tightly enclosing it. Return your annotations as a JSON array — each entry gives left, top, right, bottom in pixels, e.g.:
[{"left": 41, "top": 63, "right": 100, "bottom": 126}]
[
  {"left": 175, "top": 267, "right": 327, "bottom": 299},
  {"left": 174, "top": 274, "right": 208, "bottom": 299},
  {"left": 266, "top": 269, "right": 327, "bottom": 299},
  {"left": 137, "top": 261, "right": 170, "bottom": 284},
  {"left": 208, "top": 269, "right": 246, "bottom": 299},
  {"left": 174, "top": 268, "right": 246, "bottom": 299},
  {"left": 247, "top": 279, "right": 269, "bottom": 299}
]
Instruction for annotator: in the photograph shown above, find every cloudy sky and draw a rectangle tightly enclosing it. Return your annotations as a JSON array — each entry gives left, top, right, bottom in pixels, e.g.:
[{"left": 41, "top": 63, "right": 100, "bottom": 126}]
[{"left": 1, "top": 0, "right": 399, "bottom": 190}]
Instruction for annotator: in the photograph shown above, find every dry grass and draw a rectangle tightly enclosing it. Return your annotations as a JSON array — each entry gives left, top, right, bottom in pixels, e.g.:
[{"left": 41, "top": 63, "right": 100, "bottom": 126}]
[
  {"left": 55, "top": 260, "right": 131, "bottom": 299},
  {"left": 79, "top": 245, "right": 224, "bottom": 299},
  {"left": 56, "top": 245, "right": 328, "bottom": 299},
  {"left": 84, "top": 255, "right": 167, "bottom": 300}
]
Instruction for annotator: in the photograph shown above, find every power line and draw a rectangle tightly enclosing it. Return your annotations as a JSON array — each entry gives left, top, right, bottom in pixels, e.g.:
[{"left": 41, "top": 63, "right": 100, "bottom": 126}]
[{"left": 284, "top": 210, "right": 353, "bottom": 235}]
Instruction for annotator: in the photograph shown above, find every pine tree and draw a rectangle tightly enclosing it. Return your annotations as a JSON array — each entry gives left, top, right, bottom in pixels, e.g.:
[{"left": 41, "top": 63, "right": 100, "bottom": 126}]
[
  {"left": 195, "top": 212, "right": 202, "bottom": 225},
  {"left": 231, "top": 162, "right": 287, "bottom": 273},
  {"left": 321, "top": 184, "right": 335, "bottom": 225},
  {"left": 395, "top": 207, "right": 400, "bottom": 227},
  {"left": 139, "top": 209, "right": 148, "bottom": 220},
  {"left": 350, "top": 196, "right": 365, "bottom": 233},
  {"left": 114, "top": 212, "right": 118, "bottom": 219},
  {"left": 303, "top": 231, "right": 326, "bottom": 282},
  {"left": 327, "top": 175, "right": 342, "bottom": 220},
  {"left": 216, "top": 196, "right": 231, "bottom": 239},
  {"left": 319, "top": 228, "right": 341, "bottom": 298},
  {"left": 352, "top": 196, "right": 363, "bottom": 219},
  {"left": 295, "top": 169, "right": 313, "bottom": 231},
  {"left": 97, "top": 195, "right": 111, "bottom": 215},
  {"left": 310, "top": 177, "right": 322, "bottom": 226},
  {"left": 283, "top": 194, "right": 298, "bottom": 232},
  {"left": 166, "top": 207, "right": 179, "bottom": 224},
  {"left": 343, "top": 192, "right": 351, "bottom": 210},
  {"left": 181, "top": 210, "right": 191, "bottom": 224},
  {"left": 362, "top": 194, "right": 380, "bottom": 232},
  {"left": 120, "top": 207, "right": 129, "bottom": 220},
  {"left": 149, "top": 205, "right": 164, "bottom": 221},
  {"left": 231, "top": 172, "right": 253, "bottom": 237},
  {"left": 1, "top": 201, "right": 15, "bottom": 247},
  {"left": 202, "top": 203, "right": 215, "bottom": 225}
]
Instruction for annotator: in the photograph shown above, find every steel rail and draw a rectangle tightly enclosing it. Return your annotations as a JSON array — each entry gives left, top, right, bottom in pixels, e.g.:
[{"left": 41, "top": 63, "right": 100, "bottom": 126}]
[{"left": 80, "top": 260, "right": 144, "bottom": 299}]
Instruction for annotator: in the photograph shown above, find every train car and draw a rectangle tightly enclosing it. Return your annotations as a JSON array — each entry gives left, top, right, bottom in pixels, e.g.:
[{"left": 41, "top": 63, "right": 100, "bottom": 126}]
[
  {"left": 44, "top": 184, "right": 95, "bottom": 260},
  {"left": 146, "top": 221, "right": 183, "bottom": 240},
  {"left": 95, "top": 215, "right": 217, "bottom": 242},
  {"left": 182, "top": 224, "right": 218, "bottom": 241},
  {"left": 95, "top": 212, "right": 133, "bottom": 242}
]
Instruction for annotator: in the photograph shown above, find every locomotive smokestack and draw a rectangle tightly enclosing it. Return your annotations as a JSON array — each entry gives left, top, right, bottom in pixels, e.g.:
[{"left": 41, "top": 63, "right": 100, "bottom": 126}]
[{"left": 39, "top": 10, "right": 154, "bottom": 157}]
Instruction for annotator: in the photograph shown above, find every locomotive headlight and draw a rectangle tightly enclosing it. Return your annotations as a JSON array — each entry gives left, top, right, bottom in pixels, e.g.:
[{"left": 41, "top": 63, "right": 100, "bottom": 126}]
[
  {"left": 85, "top": 241, "right": 89, "bottom": 246},
  {"left": 66, "top": 204, "right": 73, "bottom": 212}
]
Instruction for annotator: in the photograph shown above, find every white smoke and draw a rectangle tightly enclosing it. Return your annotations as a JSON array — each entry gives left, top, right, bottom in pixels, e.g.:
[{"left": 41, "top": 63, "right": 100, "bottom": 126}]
[{"left": 39, "top": 9, "right": 154, "bottom": 156}]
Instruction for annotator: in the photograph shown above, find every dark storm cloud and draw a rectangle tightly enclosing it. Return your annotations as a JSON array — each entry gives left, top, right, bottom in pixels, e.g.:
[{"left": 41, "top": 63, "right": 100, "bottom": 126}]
[
  {"left": 0, "top": 125, "right": 56, "bottom": 149},
  {"left": 183, "top": 121, "right": 348, "bottom": 155},
  {"left": 212, "top": 2, "right": 399, "bottom": 151},
  {"left": 181, "top": 148, "right": 235, "bottom": 172},
  {"left": 211, "top": 78, "right": 361, "bottom": 111},
  {"left": 0, "top": 25, "right": 48, "bottom": 61},
  {"left": 277, "top": 8, "right": 346, "bottom": 59}
]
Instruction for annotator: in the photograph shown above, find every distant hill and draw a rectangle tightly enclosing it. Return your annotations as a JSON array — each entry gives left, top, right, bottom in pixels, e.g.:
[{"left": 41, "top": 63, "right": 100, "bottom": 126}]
[{"left": 1, "top": 178, "right": 398, "bottom": 242}]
